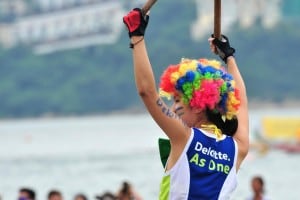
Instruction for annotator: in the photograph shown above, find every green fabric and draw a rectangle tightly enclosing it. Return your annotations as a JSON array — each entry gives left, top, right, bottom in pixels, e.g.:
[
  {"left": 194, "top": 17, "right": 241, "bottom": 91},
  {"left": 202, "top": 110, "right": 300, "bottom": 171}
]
[
  {"left": 159, "top": 174, "right": 171, "bottom": 200},
  {"left": 158, "top": 138, "right": 171, "bottom": 168}
]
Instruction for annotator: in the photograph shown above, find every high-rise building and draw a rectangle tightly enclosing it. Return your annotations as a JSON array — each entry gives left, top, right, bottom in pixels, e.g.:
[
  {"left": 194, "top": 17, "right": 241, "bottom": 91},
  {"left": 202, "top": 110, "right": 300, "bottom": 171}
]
[
  {"left": 191, "top": 0, "right": 284, "bottom": 40},
  {"left": 0, "top": 0, "right": 126, "bottom": 54}
]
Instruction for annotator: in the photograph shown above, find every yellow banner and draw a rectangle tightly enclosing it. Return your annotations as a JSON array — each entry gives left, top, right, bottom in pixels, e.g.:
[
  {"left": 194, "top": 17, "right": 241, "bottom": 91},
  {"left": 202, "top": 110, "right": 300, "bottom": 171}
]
[{"left": 262, "top": 117, "right": 300, "bottom": 139}]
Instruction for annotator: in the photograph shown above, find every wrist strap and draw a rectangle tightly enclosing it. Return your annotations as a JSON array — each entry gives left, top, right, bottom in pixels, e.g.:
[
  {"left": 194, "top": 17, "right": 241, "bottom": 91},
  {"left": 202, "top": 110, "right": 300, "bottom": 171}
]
[
  {"left": 130, "top": 37, "right": 144, "bottom": 49},
  {"left": 225, "top": 55, "right": 235, "bottom": 64}
]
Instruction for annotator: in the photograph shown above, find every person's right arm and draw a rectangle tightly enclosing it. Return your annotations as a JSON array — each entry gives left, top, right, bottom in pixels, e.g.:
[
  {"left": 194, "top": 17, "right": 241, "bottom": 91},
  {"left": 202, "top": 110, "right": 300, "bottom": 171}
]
[
  {"left": 210, "top": 35, "right": 249, "bottom": 169},
  {"left": 226, "top": 56, "right": 249, "bottom": 168}
]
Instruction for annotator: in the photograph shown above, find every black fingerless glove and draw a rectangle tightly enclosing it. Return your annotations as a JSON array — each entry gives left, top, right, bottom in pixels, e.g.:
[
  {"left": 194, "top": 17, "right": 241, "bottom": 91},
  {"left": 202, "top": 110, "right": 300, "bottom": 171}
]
[
  {"left": 123, "top": 8, "right": 149, "bottom": 38},
  {"left": 212, "top": 34, "right": 235, "bottom": 63}
]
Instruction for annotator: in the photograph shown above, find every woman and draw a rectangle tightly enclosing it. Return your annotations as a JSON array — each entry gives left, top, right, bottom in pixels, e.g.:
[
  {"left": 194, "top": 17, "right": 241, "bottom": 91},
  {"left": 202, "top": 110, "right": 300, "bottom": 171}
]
[
  {"left": 246, "top": 176, "right": 271, "bottom": 200},
  {"left": 123, "top": 8, "right": 249, "bottom": 199}
]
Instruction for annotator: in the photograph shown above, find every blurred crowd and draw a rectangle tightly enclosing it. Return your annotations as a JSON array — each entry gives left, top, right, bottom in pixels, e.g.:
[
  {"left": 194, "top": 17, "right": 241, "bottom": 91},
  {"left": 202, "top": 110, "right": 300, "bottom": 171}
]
[
  {"left": 0, "top": 181, "right": 143, "bottom": 200},
  {"left": 0, "top": 175, "right": 270, "bottom": 200}
]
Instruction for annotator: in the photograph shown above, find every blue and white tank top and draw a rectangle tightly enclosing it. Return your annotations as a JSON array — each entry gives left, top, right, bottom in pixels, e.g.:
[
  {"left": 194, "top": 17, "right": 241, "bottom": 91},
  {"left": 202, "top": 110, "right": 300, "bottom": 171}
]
[{"left": 159, "top": 127, "right": 238, "bottom": 200}]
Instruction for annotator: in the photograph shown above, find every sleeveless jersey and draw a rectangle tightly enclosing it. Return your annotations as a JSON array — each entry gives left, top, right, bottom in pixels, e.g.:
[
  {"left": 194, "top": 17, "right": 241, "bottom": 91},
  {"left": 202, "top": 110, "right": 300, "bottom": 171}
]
[{"left": 159, "top": 127, "right": 238, "bottom": 200}]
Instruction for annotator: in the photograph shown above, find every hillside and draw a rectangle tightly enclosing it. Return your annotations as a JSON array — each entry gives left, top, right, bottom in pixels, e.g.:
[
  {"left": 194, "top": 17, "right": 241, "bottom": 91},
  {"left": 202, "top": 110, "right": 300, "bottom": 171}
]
[{"left": 0, "top": 1, "right": 299, "bottom": 118}]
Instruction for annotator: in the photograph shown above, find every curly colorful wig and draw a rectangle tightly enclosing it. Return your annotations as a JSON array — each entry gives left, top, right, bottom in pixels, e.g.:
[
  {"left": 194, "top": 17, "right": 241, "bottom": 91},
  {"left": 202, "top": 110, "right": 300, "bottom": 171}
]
[{"left": 159, "top": 58, "right": 240, "bottom": 120}]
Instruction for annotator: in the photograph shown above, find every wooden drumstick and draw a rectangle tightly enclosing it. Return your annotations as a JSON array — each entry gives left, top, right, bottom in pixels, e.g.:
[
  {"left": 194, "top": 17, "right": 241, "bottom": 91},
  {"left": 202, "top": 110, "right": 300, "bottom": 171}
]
[
  {"left": 214, "top": 0, "right": 221, "bottom": 39},
  {"left": 141, "top": 0, "right": 158, "bottom": 16}
]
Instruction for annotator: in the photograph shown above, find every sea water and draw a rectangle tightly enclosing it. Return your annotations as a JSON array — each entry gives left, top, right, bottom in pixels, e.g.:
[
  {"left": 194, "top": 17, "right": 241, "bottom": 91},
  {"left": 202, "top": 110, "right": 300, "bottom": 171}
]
[{"left": 0, "top": 109, "right": 299, "bottom": 200}]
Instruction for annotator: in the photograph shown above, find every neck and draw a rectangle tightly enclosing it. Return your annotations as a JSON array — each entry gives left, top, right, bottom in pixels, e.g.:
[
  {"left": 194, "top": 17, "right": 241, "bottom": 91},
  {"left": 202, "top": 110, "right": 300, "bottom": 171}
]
[
  {"left": 254, "top": 193, "right": 263, "bottom": 200},
  {"left": 194, "top": 116, "right": 211, "bottom": 128}
]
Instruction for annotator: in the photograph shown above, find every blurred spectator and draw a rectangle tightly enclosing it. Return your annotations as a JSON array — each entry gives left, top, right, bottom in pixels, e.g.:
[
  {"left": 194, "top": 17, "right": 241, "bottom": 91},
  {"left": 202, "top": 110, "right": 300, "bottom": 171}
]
[
  {"left": 48, "top": 190, "right": 63, "bottom": 200},
  {"left": 74, "top": 193, "right": 88, "bottom": 200},
  {"left": 116, "top": 181, "right": 143, "bottom": 200},
  {"left": 246, "top": 176, "right": 271, "bottom": 200},
  {"left": 18, "top": 188, "right": 36, "bottom": 200},
  {"left": 95, "top": 191, "right": 117, "bottom": 200}
]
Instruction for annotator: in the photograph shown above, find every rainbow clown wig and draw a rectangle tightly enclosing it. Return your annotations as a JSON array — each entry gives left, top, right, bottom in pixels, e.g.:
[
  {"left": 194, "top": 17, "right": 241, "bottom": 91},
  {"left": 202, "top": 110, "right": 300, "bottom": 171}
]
[{"left": 159, "top": 58, "right": 240, "bottom": 120}]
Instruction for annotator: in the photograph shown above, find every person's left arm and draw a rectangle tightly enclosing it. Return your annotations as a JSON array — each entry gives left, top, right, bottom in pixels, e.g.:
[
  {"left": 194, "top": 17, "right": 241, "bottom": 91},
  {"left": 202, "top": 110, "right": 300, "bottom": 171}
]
[{"left": 123, "top": 9, "right": 191, "bottom": 160}]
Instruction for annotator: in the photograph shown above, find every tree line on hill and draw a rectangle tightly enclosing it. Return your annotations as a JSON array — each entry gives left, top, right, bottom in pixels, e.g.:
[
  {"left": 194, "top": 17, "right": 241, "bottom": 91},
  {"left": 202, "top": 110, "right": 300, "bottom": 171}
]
[{"left": 0, "top": 1, "right": 299, "bottom": 118}]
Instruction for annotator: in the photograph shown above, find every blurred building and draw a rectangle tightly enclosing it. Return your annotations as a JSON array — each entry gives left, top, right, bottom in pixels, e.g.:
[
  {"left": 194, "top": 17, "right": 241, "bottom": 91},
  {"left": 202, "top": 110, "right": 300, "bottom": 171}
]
[
  {"left": 191, "top": 0, "right": 293, "bottom": 40},
  {"left": 0, "top": 0, "right": 299, "bottom": 53},
  {"left": 0, "top": 0, "right": 28, "bottom": 18},
  {"left": 0, "top": 0, "right": 126, "bottom": 54}
]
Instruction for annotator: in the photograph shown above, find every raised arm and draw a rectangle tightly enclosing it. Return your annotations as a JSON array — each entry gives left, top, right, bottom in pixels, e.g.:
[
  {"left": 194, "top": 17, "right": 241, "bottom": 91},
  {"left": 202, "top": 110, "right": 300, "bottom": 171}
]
[
  {"left": 226, "top": 56, "right": 249, "bottom": 168},
  {"left": 123, "top": 9, "right": 190, "bottom": 150},
  {"left": 226, "top": 57, "right": 249, "bottom": 153},
  {"left": 210, "top": 35, "right": 249, "bottom": 168}
]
